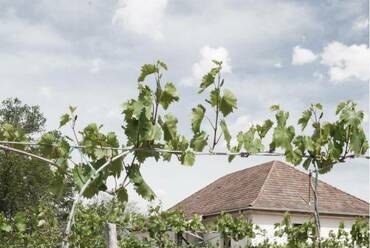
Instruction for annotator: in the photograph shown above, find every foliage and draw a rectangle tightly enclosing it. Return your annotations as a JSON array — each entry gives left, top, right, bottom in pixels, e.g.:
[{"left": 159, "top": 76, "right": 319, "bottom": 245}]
[
  {"left": 0, "top": 200, "right": 368, "bottom": 248},
  {"left": 0, "top": 99, "right": 72, "bottom": 218},
  {"left": 0, "top": 203, "right": 62, "bottom": 248},
  {"left": 0, "top": 98, "right": 46, "bottom": 135},
  {"left": 214, "top": 212, "right": 255, "bottom": 241},
  {"left": 191, "top": 60, "right": 238, "bottom": 151},
  {"left": 268, "top": 101, "right": 368, "bottom": 173},
  {"left": 274, "top": 213, "right": 316, "bottom": 248}
]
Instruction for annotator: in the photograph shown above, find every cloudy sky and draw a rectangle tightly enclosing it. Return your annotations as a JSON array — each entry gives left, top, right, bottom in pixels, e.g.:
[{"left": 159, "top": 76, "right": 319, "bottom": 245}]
[{"left": 0, "top": 0, "right": 369, "bottom": 209}]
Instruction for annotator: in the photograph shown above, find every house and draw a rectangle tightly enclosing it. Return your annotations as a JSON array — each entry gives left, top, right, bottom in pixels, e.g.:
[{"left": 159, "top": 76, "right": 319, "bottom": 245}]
[{"left": 170, "top": 160, "right": 369, "bottom": 246}]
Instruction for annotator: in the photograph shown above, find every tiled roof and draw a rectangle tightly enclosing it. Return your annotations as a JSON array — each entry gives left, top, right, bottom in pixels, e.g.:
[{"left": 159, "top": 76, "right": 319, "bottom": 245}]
[{"left": 170, "top": 160, "right": 369, "bottom": 217}]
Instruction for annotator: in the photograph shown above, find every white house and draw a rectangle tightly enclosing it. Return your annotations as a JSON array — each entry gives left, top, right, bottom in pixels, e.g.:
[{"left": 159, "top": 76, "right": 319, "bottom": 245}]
[{"left": 170, "top": 160, "right": 369, "bottom": 247}]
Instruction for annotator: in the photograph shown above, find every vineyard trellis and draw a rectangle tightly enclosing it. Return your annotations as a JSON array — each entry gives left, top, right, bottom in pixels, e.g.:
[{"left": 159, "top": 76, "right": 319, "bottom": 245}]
[{"left": 0, "top": 60, "right": 368, "bottom": 248}]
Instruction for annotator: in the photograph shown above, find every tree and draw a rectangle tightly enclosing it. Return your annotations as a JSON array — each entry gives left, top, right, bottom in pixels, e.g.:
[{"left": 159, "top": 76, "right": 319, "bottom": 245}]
[
  {"left": 0, "top": 99, "right": 72, "bottom": 218},
  {"left": 0, "top": 98, "right": 46, "bottom": 135}
]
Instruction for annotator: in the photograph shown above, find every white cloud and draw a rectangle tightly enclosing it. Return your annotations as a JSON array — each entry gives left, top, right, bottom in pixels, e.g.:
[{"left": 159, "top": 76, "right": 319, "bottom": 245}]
[
  {"left": 229, "top": 115, "right": 253, "bottom": 135},
  {"left": 181, "top": 46, "right": 232, "bottom": 87},
  {"left": 292, "top": 46, "right": 317, "bottom": 65},
  {"left": 185, "top": 46, "right": 231, "bottom": 85},
  {"left": 112, "top": 0, "right": 167, "bottom": 40},
  {"left": 352, "top": 16, "right": 369, "bottom": 30},
  {"left": 321, "top": 42, "right": 370, "bottom": 82}
]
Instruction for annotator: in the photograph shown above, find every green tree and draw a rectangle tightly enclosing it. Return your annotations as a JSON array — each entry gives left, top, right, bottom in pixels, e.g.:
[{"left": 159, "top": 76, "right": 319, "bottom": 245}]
[
  {"left": 0, "top": 98, "right": 46, "bottom": 135},
  {"left": 0, "top": 98, "right": 72, "bottom": 218}
]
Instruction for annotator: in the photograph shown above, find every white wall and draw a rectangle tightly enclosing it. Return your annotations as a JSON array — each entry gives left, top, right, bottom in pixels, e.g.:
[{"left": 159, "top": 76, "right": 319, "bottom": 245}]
[
  {"left": 247, "top": 212, "right": 355, "bottom": 246},
  {"left": 202, "top": 212, "right": 357, "bottom": 247}
]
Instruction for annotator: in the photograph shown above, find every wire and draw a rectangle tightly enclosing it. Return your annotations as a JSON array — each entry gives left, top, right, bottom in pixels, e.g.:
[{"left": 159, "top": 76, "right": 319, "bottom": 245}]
[{"left": 0, "top": 140, "right": 369, "bottom": 159}]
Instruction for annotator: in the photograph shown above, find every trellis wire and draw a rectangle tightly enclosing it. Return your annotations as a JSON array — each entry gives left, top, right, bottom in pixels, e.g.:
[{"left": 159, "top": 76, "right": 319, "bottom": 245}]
[{"left": 0, "top": 140, "right": 369, "bottom": 159}]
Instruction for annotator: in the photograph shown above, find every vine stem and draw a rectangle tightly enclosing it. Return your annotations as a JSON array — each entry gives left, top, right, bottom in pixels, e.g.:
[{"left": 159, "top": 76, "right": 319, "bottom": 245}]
[
  {"left": 0, "top": 144, "right": 61, "bottom": 169},
  {"left": 312, "top": 162, "right": 321, "bottom": 247},
  {"left": 212, "top": 73, "right": 221, "bottom": 150},
  {"left": 62, "top": 151, "right": 129, "bottom": 248}
]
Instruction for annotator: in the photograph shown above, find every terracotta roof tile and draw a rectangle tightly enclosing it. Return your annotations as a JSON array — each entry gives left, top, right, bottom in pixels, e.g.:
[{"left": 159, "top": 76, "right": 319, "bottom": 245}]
[{"left": 170, "top": 160, "right": 369, "bottom": 217}]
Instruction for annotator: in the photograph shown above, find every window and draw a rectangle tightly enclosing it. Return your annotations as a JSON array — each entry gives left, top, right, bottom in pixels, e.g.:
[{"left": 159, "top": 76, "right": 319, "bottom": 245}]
[{"left": 293, "top": 223, "right": 302, "bottom": 227}]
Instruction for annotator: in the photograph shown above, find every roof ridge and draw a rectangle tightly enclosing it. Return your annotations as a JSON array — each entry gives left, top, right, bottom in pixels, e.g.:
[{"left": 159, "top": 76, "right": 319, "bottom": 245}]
[{"left": 249, "top": 160, "right": 277, "bottom": 207}]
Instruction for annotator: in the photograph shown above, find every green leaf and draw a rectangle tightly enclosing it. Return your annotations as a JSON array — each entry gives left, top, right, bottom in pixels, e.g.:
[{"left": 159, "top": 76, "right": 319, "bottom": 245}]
[
  {"left": 336, "top": 101, "right": 347, "bottom": 115},
  {"left": 313, "top": 103, "right": 323, "bottom": 110},
  {"left": 116, "top": 187, "right": 128, "bottom": 203},
  {"left": 158, "top": 114, "right": 178, "bottom": 142},
  {"left": 147, "top": 125, "right": 162, "bottom": 141},
  {"left": 272, "top": 126, "right": 295, "bottom": 150},
  {"left": 209, "top": 88, "right": 220, "bottom": 107},
  {"left": 14, "top": 212, "right": 26, "bottom": 232},
  {"left": 242, "top": 127, "right": 264, "bottom": 154},
  {"left": 59, "top": 114, "right": 71, "bottom": 128},
  {"left": 340, "top": 109, "right": 364, "bottom": 127},
  {"left": 256, "top": 119, "right": 273, "bottom": 139},
  {"left": 69, "top": 105, "right": 77, "bottom": 113},
  {"left": 220, "top": 89, "right": 237, "bottom": 117},
  {"left": 190, "top": 131, "right": 208, "bottom": 152},
  {"left": 285, "top": 149, "right": 303, "bottom": 165},
  {"left": 199, "top": 73, "right": 215, "bottom": 93},
  {"left": 350, "top": 129, "right": 368, "bottom": 154},
  {"left": 37, "top": 219, "right": 46, "bottom": 227},
  {"left": 191, "top": 104, "right": 206, "bottom": 133},
  {"left": 181, "top": 150, "right": 195, "bottom": 166},
  {"left": 0, "top": 223, "right": 12, "bottom": 232},
  {"left": 159, "top": 82, "right": 179, "bottom": 110},
  {"left": 108, "top": 159, "right": 123, "bottom": 177},
  {"left": 128, "top": 164, "right": 155, "bottom": 200},
  {"left": 72, "top": 166, "right": 88, "bottom": 190},
  {"left": 270, "top": 105, "right": 280, "bottom": 111},
  {"left": 157, "top": 60, "right": 167, "bottom": 70},
  {"left": 275, "top": 111, "right": 289, "bottom": 127},
  {"left": 138, "top": 64, "right": 158, "bottom": 82},
  {"left": 220, "top": 119, "right": 231, "bottom": 149},
  {"left": 298, "top": 110, "right": 312, "bottom": 131}
]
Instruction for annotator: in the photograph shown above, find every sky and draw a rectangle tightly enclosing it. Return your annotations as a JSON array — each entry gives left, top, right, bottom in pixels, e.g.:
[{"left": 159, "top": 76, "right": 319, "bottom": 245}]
[{"left": 0, "top": 0, "right": 369, "bottom": 210}]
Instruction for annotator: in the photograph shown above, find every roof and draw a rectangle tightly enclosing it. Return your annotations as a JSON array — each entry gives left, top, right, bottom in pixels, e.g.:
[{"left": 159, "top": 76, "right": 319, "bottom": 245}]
[{"left": 170, "top": 160, "right": 369, "bottom": 218}]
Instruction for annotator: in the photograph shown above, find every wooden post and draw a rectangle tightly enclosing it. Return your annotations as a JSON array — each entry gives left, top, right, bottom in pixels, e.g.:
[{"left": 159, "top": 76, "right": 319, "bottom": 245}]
[{"left": 106, "top": 223, "right": 117, "bottom": 248}]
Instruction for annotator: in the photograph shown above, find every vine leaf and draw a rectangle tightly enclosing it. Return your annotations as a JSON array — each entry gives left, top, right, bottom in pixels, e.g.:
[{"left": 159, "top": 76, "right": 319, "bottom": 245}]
[
  {"left": 220, "top": 119, "right": 231, "bottom": 149},
  {"left": 243, "top": 127, "right": 264, "bottom": 154},
  {"left": 199, "top": 73, "right": 215, "bottom": 93},
  {"left": 116, "top": 187, "right": 128, "bottom": 203},
  {"left": 159, "top": 82, "right": 179, "bottom": 110},
  {"left": 298, "top": 110, "right": 312, "bottom": 131},
  {"left": 190, "top": 131, "right": 208, "bottom": 152},
  {"left": 220, "top": 89, "right": 237, "bottom": 117},
  {"left": 181, "top": 150, "right": 195, "bottom": 166},
  {"left": 191, "top": 104, "right": 206, "bottom": 133},
  {"left": 59, "top": 114, "right": 71, "bottom": 128},
  {"left": 256, "top": 119, "right": 273, "bottom": 139},
  {"left": 138, "top": 64, "right": 158, "bottom": 82},
  {"left": 128, "top": 164, "right": 155, "bottom": 201},
  {"left": 158, "top": 114, "right": 178, "bottom": 142}
]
